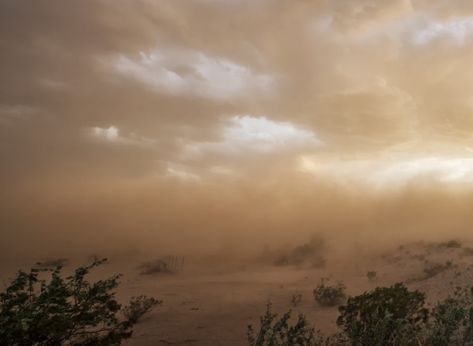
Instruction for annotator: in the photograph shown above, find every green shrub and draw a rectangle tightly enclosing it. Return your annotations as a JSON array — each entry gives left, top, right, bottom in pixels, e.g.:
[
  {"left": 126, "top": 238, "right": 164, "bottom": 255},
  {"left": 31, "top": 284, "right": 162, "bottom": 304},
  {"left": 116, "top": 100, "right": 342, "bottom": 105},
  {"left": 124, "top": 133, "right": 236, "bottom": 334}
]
[
  {"left": 0, "top": 258, "right": 159, "bottom": 345},
  {"left": 313, "top": 278, "right": 346, "bottom": 307},
  {"left": 337, "top": 283, "right": 428, "bottom": 346},
  {"left": 247, "top": 303, "right": 323, "bottom": 346}
]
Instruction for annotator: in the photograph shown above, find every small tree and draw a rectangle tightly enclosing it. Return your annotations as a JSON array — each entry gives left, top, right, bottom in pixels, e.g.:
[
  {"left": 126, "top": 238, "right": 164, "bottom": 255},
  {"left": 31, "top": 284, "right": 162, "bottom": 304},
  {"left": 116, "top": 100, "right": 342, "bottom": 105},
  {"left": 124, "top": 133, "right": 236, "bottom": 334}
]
[
  {"left": 248, "top": 303, "right": 323, "bottom": 346},
  {"left": 0, "top": 258, "right": 159, "bottom": 345},
  {"left": 337, "top": 283, "right": 428, "bottom": 346}
]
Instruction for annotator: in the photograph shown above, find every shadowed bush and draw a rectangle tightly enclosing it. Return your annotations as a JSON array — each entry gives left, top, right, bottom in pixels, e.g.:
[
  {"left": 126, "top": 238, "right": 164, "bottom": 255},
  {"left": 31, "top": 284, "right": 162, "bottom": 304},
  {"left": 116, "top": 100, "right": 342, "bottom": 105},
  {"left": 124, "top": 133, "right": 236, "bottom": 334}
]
[
  {"left": 0, "top": 258, "right": 159, "bottom": 345},
  {"left": 247, "top": 303, "right": 323, "bottom": 346},
  {"left": 423, "top": 261, "right": 453, "bottom": 279},
  {"left": 37, "top": 257, "right": 69, "bottom": 268},
  {"left": 274, "top": 237, "right": 326, "bottom": 268},
  {"left": 123, "top": 295, "right": 161, "bottom": 324},
  {"left": 337, "top": 283, "right": 428, "bottom": 346},
  {"left": 366, "top": 271, "right": 377, "bottom": 282},
  {"left": 313, "top": 278, "right": 346, "bottom": 307}
]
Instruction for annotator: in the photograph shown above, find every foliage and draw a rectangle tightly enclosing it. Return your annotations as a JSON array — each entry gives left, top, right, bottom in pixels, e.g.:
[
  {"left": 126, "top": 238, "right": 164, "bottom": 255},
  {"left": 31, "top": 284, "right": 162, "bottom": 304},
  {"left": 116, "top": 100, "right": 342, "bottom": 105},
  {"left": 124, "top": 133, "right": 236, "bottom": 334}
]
[
  {"left": 0, "top": 258, "right": 158, "bottom": 345},
  {"left": 123, "top": 295, "right": 161, "bottom": 324},
  {"left": 337, "top": 283, "right": 428, "bottom": 346},
  {"left": 313, "top": 278, "right": 346, "bottom": 307},
  {"left": 247, "top": 303, "right": 323, "bottom": 346},
  {"left": 425, "top": 286, "right": 473, "bottom": 345},
  {"left": 251, "top": 282, "right": 473, "bottom": 346}
]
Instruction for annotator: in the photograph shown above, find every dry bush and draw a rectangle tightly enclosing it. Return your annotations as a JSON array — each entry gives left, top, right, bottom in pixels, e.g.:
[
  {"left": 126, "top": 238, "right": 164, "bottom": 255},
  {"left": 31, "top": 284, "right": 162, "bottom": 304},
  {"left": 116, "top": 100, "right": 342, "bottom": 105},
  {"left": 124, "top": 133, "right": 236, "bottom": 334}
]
[
  {"left": 313, "top": 278, "right": 346, "bottom": 307},
  {"left": 291, "top": 294, "right": 302, "bottom": 307},
  {"left": 274, "top": 237, "right": 326, "bottom": 268},
  {"left": 423, "top": 261, "right": 454, "bottom": 279},
  {"left": 36, "top": 258, "right": 69, "bottom": 268},
  {"left": 139, "top": 260, "right": 173, "bottom": 275},
  {"left": 437, "top": 240, "right": 462, "bottom": 249},
  {"left": 123, "top": 295, "right": 161, "bottom": 323},
  {"left": 366, "top": 271, "right": 377, "bottom": 282}
]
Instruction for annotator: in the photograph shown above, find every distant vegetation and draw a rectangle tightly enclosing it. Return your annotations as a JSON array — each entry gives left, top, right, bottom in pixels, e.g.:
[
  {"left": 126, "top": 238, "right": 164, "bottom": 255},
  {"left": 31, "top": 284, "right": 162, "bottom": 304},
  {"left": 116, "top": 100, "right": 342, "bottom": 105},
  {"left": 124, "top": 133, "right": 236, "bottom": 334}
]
[
  {"left": 438, "top": 240, "right": 462, "bottom": 249},
  {"left": 291, "top": 294, "right": 302, "bottom": 308},
  {"left": 0, "top": 259, "right": 159, "bottom": 345},
  {"left": 251, "top": 282, "right": 473, "bottom": 345},
  {"left": 366, "top": 271, "right": 377, "bottom": 282},
  {"left": 38, "top": 257, "right": 69, "bottom": 268},
  {"left": 274, "top": 237, "right": 326, "bottom": 268},
  {"left": 423, "top": 261, "right": 454, "bottom": 280},
  {"left": 313, "top": 278, "right": 346, "bottom": 307},
  {"left": 139, "top": 255, "right": 185, "bottom": 275}
]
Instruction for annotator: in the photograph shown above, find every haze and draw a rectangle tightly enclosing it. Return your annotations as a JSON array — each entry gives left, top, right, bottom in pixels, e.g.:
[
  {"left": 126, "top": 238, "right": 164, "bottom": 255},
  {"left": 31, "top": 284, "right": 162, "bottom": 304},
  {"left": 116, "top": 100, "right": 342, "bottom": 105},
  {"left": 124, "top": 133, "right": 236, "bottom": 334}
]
[{"left": 2, "top": 0, "right": 473, "bottom": 263}]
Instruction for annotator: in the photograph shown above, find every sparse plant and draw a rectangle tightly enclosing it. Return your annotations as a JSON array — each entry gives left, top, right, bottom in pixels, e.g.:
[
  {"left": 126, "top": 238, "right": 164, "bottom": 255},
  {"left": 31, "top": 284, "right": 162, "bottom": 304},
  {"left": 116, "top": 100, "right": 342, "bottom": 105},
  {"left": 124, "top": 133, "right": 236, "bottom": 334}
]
[
  {"left": 366, "top": 271, "right": 377, "bottom": 282},
  {"left": 274, "top": 237, "right": 326, "bottom": 268},
  {"left": 438, "top": 240, "right": 462, "bottom": 249},
  {"left": 423, "top": 261, "right": 453, "bottom": 279},
  {"left": 313, "top": 278, "right": 346, "bottom": 307},
  {"left": 0, "top": 258, "right": 159, "bottom": 345},
  {"left": 463, "top": 247, "right": 473, "bottom": 257},
  {"left": 123, "top": 295, "right": 161, "bottom": 324},
  {"left": 139, "top": 259, "right": 173, "bottom": 275},
  {"left": 247, "top": 303, "right": 323, "bottom": 346},
  {"left": 37, "top": 257, "right": 69, "bottom": 267},
  {"left": 139, "top": 256, "right": 184, "bottom": 275},
  {"left": 291, "top": 294, "right": 302, "bottom": 307}
]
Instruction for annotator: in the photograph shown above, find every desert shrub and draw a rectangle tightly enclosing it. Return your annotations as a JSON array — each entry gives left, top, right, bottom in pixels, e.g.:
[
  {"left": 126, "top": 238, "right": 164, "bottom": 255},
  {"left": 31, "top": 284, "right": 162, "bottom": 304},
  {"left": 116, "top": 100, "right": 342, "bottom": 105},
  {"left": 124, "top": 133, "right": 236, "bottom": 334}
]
[
  {"left": 247, "top": 303, "right": 323, "bottom": 346},
  {"left": 438, "top": 240, "right": 462, "bottom": 249},
  {"left": 313, "top": 278, "right": 346, "bottom": 307},
  {"left": 425, "top": 286, "right": 473, "bottom": 345},
  {"left": 139, "top": 259, "right": 173, "bottom": 275},
  {"left": 366, "top": 271, "right": 377, "bottom": 282},
  {"left": 337, "top": 283, "right": 428, "bottom": 346},
  {"left": 423, "top": 261, "right": 453, "bottom": 279},
  {"left": 426, "top": 297, "right": 467, "bottom": 344},
  {"left": 139, "top": 256, "right": 184, "bottom": 275},
  {"left": 411, "top": 254, "right": 426, "bottom": 261},
  {"left": 0, "top": 258, "right": 159, "bottom": 345},
  {"left": 38, "top": 257, "right": 69, "bottom": 267},
  {"left": 123, "top": 295, "right": 161, "bottom": 324},
  {"left": 274, "top": 237, "right": 326, "bottom": 268},
  {"left": 291, "top": 294, "right": 302, "bottom": 307}
]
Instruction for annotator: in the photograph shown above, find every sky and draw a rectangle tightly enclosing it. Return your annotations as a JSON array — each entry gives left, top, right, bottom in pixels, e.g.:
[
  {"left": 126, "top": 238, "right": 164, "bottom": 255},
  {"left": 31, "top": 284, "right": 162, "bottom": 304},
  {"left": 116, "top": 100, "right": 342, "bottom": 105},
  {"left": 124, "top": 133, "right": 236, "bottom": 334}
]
[{"left": 2, "top": 0, "right": 473, "bottom": 260}]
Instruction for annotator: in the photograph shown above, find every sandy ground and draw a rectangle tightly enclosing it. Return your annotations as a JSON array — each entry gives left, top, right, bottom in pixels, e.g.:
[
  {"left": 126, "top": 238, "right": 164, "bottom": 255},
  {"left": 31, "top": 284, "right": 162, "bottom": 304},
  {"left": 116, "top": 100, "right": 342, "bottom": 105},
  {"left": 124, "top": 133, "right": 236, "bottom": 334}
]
[
  {"left": 121, "top": 241, "right": 473, "bottom": 345},
  {"left": 3, "top": 241, "right": 473, "bottom": 345}
]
